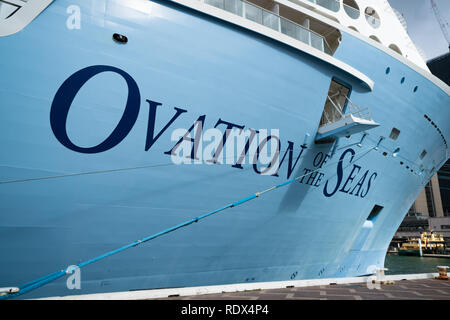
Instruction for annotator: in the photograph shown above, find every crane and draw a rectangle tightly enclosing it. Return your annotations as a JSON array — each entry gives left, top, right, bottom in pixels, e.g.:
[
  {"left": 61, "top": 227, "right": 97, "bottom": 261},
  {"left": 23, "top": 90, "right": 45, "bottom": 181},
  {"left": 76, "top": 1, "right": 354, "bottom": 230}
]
[{"left": 430, "top": 0, "right": 450, "bottom": 49}]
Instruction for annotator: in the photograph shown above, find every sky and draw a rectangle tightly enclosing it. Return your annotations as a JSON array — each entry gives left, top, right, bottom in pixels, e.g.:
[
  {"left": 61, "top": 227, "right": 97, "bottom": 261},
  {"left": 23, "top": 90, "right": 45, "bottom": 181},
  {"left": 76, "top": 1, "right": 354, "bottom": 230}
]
[{"left": 388, "top": 0, "right": 450, "bottom": 60}]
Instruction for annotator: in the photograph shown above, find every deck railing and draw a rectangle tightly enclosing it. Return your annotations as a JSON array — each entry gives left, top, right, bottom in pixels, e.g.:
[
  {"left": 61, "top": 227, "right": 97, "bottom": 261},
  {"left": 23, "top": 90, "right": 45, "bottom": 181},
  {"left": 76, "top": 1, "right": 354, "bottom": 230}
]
[
  {"left": 342, "top": 3, "right": 360, "bottom": 19},
  {"left": 365, "top": 13, "right": 380, "bottom": 29},
  {"left": 320, "top": 95, "right": 371, "bottom": 126},
  {"left": 203, "top": 0, "right": 333, "bottom": 55},
  {"left": 304, "top": 0, "right": 340, "bottom": 12}
]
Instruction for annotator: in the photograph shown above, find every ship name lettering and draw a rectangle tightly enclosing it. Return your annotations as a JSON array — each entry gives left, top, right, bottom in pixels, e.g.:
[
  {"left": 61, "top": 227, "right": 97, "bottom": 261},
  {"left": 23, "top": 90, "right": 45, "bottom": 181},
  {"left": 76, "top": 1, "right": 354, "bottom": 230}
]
[
  {"left": 50, "top": 66, "right": 378, "bottom": 199},
  {"left": 323, "top": 148, "right": 377, "bottom": 198}
]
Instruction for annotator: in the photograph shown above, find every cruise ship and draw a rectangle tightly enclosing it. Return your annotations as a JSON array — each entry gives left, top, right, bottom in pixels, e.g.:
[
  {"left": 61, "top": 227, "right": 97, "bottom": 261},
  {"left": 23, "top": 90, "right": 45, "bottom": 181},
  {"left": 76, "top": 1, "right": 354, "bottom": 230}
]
[{"left": 0, "top": 0, "right": 449, "bottom": 299}]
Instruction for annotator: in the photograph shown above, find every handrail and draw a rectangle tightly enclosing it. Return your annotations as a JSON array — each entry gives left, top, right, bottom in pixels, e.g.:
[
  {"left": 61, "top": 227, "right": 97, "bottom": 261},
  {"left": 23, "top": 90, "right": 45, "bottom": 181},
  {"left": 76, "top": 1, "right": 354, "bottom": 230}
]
[
  {"left": 304, "top": 0, "right": 340, "bottom": 13},
  {"left": 342, "top": 3, "right": 359, "bottom": 19},
  {"left": 365, "top": 13, "right": 380, "bottom": 28},
  {"left": 202, "top": 0, "right": 333, "bottom": 54},
  {"left": 173, "top": 0, "right": 376, "bottom": 90},
  {"left": 344, "top": 96, "right": 372, "bottom": 120},
  {"left": 326, "top": 95, "right": 344, "bottom": 117},
  {"left": 321, "top": 94, "right": 372, "bottom": 126}
]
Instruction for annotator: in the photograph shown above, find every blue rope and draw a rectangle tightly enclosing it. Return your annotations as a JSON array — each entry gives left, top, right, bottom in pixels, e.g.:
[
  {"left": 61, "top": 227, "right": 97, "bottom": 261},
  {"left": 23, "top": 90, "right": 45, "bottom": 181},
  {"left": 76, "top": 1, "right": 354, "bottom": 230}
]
[{"left": 0, "top": 146, "right": 375, "bottom": 299}]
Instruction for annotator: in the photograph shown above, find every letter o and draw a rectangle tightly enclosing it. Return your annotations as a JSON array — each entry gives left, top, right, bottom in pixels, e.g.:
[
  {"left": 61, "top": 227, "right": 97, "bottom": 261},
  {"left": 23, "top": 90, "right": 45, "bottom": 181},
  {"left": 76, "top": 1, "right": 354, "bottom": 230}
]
[
  {"left": 313, "top": 152, "right": 323, "bottom": 167},
  {"left": 50, "top": 65, "right": 141, "bottom": 153}
]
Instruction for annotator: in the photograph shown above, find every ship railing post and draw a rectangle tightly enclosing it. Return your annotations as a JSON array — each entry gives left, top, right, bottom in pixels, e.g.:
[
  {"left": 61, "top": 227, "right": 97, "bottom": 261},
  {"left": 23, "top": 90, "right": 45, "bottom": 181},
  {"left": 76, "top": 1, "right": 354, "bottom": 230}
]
[
  {"left": 376, "top": 268, "right": 386, "bottom": 282},
  {"left": 418, "top": 238, "right": 423, "bottom": 257},
  {"left": 327, "top": 95, "right": 344, "bottom": 120}
]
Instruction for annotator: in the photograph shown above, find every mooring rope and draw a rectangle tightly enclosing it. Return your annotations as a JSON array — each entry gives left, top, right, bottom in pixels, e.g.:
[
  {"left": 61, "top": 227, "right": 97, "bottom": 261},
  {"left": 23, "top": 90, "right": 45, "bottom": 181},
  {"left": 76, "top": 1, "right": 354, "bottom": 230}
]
[
  {"left": 0, "top": 150, "right": 294, "bottom": 185},
  {"left": 0, "top": 145, "right": 376, "bottom": 299},
  {"left": 0, "top": 163, "right": 175, "bottom": 185}
]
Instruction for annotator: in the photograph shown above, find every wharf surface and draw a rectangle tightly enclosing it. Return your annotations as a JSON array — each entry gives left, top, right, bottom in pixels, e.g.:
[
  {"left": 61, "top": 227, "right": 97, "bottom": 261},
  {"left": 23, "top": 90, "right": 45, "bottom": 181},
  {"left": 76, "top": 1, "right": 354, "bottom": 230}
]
[
  {"left": 155, "top": 278, "right": 450, "bottom": 300},
  {"left": 41, "top": 273, "right": 450, "bottom": 300}
]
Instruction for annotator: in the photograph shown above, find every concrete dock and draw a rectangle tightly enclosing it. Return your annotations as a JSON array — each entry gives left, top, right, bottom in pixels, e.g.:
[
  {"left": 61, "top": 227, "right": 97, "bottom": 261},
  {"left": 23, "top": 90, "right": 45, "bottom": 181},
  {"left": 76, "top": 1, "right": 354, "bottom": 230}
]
[
  {"left": 156, "top": 278, "right": 450, "bottom": 300},
  {"left": 41, "top": 272, "right": 450, "bottom": 300}
]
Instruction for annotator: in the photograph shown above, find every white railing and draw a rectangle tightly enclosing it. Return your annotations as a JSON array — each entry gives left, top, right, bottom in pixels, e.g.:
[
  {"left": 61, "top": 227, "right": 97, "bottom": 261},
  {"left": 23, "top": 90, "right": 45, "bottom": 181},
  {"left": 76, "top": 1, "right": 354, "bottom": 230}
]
[
  {"left": 203, "top": 0, "right": 333, "bottom": 55},
  {"left": 365, "top": 13, "right": 380, "bottom": 28},
  {"left": 304, "top": 0, "right": 340, "bottom": 12},
  {"left": 345, "top": 96, "right": 372, "bottom": 120},
  {"left": 320, "top": 95, "right": 372, "bottom": 126}
]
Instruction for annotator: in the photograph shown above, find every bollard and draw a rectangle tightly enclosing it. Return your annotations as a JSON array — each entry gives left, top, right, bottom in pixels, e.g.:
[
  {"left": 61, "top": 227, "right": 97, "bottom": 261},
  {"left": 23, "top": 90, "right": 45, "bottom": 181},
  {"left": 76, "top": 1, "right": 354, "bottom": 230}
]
[
  {"left": 372, "top": 268, "right": 394, "bottom": 285},
  {"left": 0, "top": 287, "right": 19, "bottom": 297},
  {"left": 435, "top": 266, "right": 449, "bottom": 280}
]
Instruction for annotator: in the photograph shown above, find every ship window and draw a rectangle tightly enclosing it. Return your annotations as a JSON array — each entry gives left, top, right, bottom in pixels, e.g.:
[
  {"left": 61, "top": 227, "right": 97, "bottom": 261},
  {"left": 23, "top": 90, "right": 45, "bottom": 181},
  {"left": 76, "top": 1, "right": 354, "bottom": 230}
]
[
  {"left": 419, "top": 150, "right": 427, "bottom": 160},
  {"left": 389, "top": 44, "right": 403, "bottom": 56},
  {"left": 389, "top": 128, "right": 400, "bottom": 140},
  {"left": 348, "top": 26, "right": 359, "bottom": 33},
  {"left": 369, "top": 35, "right": 381, "bottom": 43},
  {"left": 206, "top": 0, "right": 342, "bottom": 56},
  {"left": 343, "top": 0, "right": 360, "bottom": 19},
  {"left": 365, "top": 7, "right": 380, "bottom": 28},
  {"left": 0, "top": 0, "right": 52, "bottom": 37},
  {"left": 367, "top": 205, "right": 383, "bottom": 221},
  {"left": 305, "top": 0, "right": 339, "bottom": 12}
]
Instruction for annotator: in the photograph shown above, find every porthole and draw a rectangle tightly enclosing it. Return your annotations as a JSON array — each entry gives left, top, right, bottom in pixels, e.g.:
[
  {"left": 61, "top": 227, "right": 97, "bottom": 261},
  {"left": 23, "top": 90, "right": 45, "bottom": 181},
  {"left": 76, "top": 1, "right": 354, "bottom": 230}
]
[
  {"left": 388, "top": 44, "right": 403, "bottom": 56},
  {"left": 386, "top": 67, "right": 391, "bottom": 74},
  {"left": 348, "top": 26, "right": 359, "bottom": 32},
  {"left": 413, "top": 86, "right": 418, "bottom": 93},
  {"left": 400, "top": 77, "right": 405, "bottom": 84},
  {"left": 113, "top": 33, "right": 128, "bottom": 44},
  {"left": 369, "top": 35, "right": 381, "bottom": 43},
  {"left": 365, "top": 7, "right": 380, "bottom": 28},
  {"left": 343, "top": 0, "right": 360, "bottom": 19}
]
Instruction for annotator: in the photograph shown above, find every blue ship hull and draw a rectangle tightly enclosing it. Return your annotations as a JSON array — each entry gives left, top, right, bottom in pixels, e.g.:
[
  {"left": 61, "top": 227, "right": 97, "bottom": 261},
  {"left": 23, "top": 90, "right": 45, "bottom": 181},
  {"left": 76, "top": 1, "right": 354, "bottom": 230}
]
[{"left": 0, "top": 0, "right": 449, "bottom": 298}]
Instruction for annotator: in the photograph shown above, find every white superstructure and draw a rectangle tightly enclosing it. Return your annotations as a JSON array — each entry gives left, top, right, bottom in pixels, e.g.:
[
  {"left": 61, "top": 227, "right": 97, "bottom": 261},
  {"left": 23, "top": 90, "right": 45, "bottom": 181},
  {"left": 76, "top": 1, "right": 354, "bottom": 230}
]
[{"left": 288, "top": 0, "right": 428, "bottom": 69}]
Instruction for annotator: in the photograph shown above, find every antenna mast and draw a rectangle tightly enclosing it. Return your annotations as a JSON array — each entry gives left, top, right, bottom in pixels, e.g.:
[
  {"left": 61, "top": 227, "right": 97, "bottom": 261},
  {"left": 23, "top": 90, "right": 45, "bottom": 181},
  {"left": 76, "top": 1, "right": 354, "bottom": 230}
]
[{"left": 430, "top": 0, "right": 450, "bottom": 48}]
